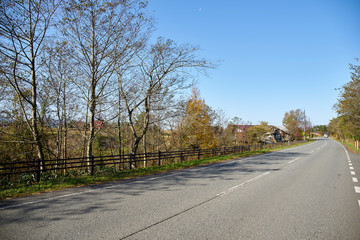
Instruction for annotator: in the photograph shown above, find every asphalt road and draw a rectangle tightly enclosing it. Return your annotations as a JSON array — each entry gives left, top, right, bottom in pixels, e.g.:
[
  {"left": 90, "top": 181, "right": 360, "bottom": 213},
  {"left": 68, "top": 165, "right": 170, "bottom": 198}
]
[{"left": 1, "top": 138, "right": 360, "bottom": 239}]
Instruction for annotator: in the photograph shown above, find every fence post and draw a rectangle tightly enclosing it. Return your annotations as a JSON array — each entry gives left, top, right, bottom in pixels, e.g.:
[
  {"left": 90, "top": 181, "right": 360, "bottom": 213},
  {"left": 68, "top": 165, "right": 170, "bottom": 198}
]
[
  {"left": 180, "top": 150, "right": 184, "bottom": 163},
  {"left": 90, "top": 155, "right": 95, "bottom": 176},
  {"left": 144, "top": 152, "right": 148, "bottom": 168},
  {"left": 158, "top": 150, "right": 161, "bottom": 166},
  {"left": 36, "top": 158, "right": 41, "bottom": 182},
  {"left": 129, "top": 153, "right": 134, "bottom": 170},
  {"left": 119, "top": 153, "right": 122, "bottom": 170}
]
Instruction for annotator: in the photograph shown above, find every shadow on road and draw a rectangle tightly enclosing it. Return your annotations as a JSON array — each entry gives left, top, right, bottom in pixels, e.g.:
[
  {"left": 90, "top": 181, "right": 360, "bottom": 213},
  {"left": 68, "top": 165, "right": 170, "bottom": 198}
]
[{"left": 0, "top": 149, "right": 308, "bottom": 229}]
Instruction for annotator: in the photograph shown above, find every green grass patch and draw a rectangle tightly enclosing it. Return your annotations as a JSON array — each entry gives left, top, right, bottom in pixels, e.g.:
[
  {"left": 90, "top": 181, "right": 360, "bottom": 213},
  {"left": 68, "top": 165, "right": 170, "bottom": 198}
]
[
  {"left": 333, "top": 138, "right": 360, "bottom": 153},
  {"left": 0, "top": 141, "right": 312, "bottom": 200}
]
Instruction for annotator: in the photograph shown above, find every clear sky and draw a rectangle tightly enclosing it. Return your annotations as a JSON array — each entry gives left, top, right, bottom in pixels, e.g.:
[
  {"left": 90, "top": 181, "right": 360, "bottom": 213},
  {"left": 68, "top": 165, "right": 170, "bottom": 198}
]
[{"left": 147, "top": 0, "right": 360, "bottom": 126}]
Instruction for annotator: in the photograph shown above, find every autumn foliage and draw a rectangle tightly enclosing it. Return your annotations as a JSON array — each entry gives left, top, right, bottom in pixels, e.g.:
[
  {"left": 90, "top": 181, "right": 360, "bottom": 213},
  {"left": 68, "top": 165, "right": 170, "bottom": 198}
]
[
  {"left": 282, "top": 109, "right": 304, "bottom": 140},
  {"left": 178, "top": 88, "right": 217, "bottom": 149}
]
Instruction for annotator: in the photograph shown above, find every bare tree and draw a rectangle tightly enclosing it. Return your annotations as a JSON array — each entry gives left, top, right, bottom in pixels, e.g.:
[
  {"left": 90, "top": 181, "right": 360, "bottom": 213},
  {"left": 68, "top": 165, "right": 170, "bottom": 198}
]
[
  {"left": 0, "top": 0, "right": 61, "bottom": 169},
  {"left": 119, "top": 37, "right": 214, "bottom": 157},
  {"left": 59, "top": 0, "right": 151, "bottom": 162},
  {"left": 42, "top": 41, "right": 78, "bottom": 162}
]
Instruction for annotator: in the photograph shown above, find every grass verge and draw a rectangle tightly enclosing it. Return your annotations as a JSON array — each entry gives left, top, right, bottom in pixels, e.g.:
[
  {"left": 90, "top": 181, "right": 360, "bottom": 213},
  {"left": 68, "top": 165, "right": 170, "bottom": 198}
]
[
  {"left": 332, "top": 138, "right": 360, "bottom": 153},
  {"left": 0, "top": 141, "right": 312, "bottom": 200}
]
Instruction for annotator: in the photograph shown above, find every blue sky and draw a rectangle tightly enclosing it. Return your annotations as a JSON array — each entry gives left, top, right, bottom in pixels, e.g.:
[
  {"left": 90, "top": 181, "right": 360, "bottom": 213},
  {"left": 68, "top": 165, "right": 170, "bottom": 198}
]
[{"left": 147, "top": 0, "right": 360, "bottom": 126}]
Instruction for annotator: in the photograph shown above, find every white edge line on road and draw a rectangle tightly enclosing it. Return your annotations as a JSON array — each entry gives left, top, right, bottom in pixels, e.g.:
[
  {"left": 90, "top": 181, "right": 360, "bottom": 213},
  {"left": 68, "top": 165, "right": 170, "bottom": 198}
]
[
  {"left": 333, "top": 139, "right": 351, "bottom": 161},
  {"left": 0, "top": 189, "right": 98, "bottom": 210},
  {"left": 332, "top": 139, "right": 360, "bottom": 210},
  {"left": 217, "top": 171, "right": 270, "bottom": 197}
]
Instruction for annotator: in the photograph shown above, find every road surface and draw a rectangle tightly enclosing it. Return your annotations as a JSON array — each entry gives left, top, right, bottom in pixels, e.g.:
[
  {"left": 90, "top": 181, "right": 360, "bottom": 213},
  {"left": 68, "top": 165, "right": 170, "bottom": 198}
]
[{"left": 1, "top": 138, "right": 360, "bottom": 239}]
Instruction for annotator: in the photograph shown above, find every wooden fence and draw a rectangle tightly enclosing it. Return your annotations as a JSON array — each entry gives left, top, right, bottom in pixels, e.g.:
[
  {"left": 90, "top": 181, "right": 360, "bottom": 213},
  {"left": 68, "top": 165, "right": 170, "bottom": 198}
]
[{"left": 0, "top": 141, "right": 301, "bottom": 182}]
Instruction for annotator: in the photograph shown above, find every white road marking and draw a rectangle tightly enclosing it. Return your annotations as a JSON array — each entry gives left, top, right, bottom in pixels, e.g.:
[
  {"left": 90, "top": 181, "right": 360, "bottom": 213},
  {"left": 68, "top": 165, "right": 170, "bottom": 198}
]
[
  {"left": 350, "top": 167, "right": 354, "bottom": 170},
  {"left": 0, "top": 189, "right": 98, "bottom": 210},
  {"left": 288, "top": 157, "right": 301, "bottom": 164},
  {"left": 217, "top": 171, "right": 270, "bottom": 197},
  {"left": 332, "top": 139, "right": 360, "bottom": 211},
  {"left": 148, "top": 177, "right": 162, "bottom": 180},
  {"left": 333, "top": 140, "right": 351, "bottom": 161}
]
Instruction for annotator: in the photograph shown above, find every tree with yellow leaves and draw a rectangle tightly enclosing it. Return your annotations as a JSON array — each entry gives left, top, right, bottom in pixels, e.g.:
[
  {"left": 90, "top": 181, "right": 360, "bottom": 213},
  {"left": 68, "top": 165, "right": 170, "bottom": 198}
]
[{"left": 178, "top": 88, "right": 217, "bottom": 149}]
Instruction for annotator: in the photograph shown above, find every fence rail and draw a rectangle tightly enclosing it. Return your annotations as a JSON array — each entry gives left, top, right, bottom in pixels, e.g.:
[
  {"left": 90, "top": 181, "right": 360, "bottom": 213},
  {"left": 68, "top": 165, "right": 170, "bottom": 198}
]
[{"left": 0, "top": 141, "right": 303, "bottom": 182}]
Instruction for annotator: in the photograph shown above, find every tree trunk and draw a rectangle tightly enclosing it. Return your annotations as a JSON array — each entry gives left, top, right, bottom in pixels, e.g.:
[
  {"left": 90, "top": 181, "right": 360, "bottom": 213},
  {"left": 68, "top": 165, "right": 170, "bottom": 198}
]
[
  {"left": 62, "top": 82, "right": 68, "bottom": 174},
  {"left": 118, "top": 80, "right": 122, "bottom": 156},
  {"left": 29, "top": 4, "right": 45, "bottom": 170},
  {"left": 87, "top": 10, "right": 96, "bottom": 169},
  {"left": 87, "top": 96, "right": 96, "bottom": 169}
]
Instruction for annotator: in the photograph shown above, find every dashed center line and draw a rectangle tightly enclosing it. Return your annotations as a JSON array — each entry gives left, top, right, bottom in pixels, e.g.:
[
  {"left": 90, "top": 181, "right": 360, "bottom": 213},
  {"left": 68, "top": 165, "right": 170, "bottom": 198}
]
[
  {"left": 288, "top": 157, "right": 301, "bottom": 164},
  {"left": 355, "top": 186, "right": 360, "bottom": 194},
  {"left": 351, "top": 171, "right": 356, "bottom": 175},
  {"left": 353, "top": 178, "right": 358, "bottom": 183},
  {"left": 350, "top": 167, "right": 354, "bottom": 170},
  {"left": 217, "top": 171, "right": 270, "bottom": 197}
]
